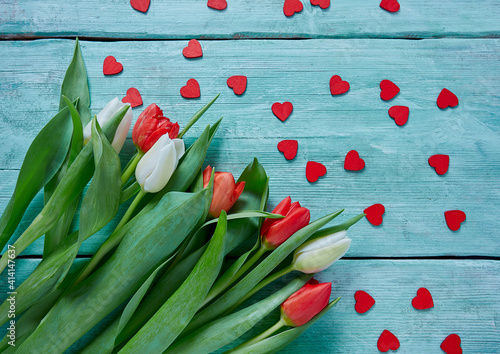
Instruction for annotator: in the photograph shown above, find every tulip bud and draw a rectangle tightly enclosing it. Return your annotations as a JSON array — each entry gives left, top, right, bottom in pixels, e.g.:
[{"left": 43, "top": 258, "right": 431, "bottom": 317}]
[
  {"left": 135, "top": 134, "right": 185, "bottom": 193},
  {"left": 83, "top": 97, "right": 133, "bottom": 153},
  {"left": 260, "top": 196, "right": 310, "bottom": 249},
  {"left": 281, "top": 279, "right": 332, "bottom": 327},
  {"left": 202, "top": 166, "right": 245, "bottom": 218},
  {"left": 292, "top": 231, "right": 351, "bottom": 274},
  {"left": 132, "top": 103, "right": 180, "bottom": 152}
]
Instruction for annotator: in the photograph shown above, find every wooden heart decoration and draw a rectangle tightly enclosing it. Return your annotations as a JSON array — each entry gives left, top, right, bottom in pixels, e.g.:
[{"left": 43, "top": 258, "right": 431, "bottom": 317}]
[
  {"left": 306, "top": 161, "right": 327, "bottom": 183},
  {"left": 122, "top": 87, "right": 143, "bottom": 107},
  {"left": 377, "top": 330, "right": 400, "bottom": 352},
  {"left": 354, "top": 290, "right": 375, "bottom": 313},
  {"left": 207, "top": 0, "right": 227, "bottom": 10},
  {"left": 428, "top": 154, "right": 449, "bottom": 175},
  {"left": 441, "top": 334, "right": 462, "bottom": 354},
  {"left": 182, "top": 39, "right": 203, "bottom": 58},
  {"left": 103, "top": 56, "right": 123, "bottom": 75},
  {"left": 388, "top": 105, "right": 409, "bottom": 126},
  {"left": 227, "top": 76, "right": 247, "bottom": 95},
  {"left": 380, "top": 80, "right": 400, "bottom": 101},
  {"left": 130, "top": 0, "right": 150, "bottom": 13},
  {"left": 283, "top": 0, "right": 304, "bottom": 17},
  {"left": 310, "top": 0, "right": 330, "bottom": 9},
  {"left": 379, "top": 0, "right": 400, "bottom": 13},
  {"left": 344, "top": 150, "right": 365, "bottom": 171},
  {"left": 277, "top": 140, "right": 298, "bottom": 160},
  {"left": 437, "top": 88, "right": 459, "bottom": 109},
  {"left": 330, "top": 75, "right": 350, "bottom": 95},
  {"left": 180, "top": 79, "right": 201, "bottom": 98},
  {"left": 412, "top": 287, "right": 434, "bottom": 310},
  {"left": 272, "top": 102, "right": 293, "bottom": 122},
  {"left": 364, "top": 204, "right": 385, "bottom": 226},
  {"left": 444, "top": 210, "right": 466, "bottom": 231}
]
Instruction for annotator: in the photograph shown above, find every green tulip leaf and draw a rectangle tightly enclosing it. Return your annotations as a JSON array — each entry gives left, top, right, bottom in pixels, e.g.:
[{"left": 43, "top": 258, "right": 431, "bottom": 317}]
[
  {"left": 18, "top": 187, "right": 210, "bottom": 353},
  {"left": 59, "top": 38, "right": 90, "bottom": 126},
  {"left": 166, "top": 275, "right": 312, "bottom": 354},
  {"left": 0, "top": 105, "right": 74, "bottom": 252},
  {"left": 310, "top": 213, "right": 366, "bottom": 240},
  {"left": 178, "top": 94, "right": 220, "bottom": 139},
  {"left": 119, "top": 211, "right": 228, "bottom": 353},
  {"left": 226, "top": 298, "right": 341, "bottom": 354},
  {"left": 0, "top": 106, "right": 128, "bottom": 272},
  {"left": 202, "top": 211, "right": 284, "bottom": 228}
]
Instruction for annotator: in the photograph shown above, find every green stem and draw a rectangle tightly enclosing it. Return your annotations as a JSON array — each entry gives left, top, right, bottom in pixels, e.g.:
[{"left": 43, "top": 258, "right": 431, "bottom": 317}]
[
  {"left": 231, "top": 244, "right": 268, "bottom": 284},
  {"left": 227, "top": 318, "right": 286, "bottom": 352},
  {"left": 202, "top": 244, "right": 268, "bottom": 307},
  {"left": 121, "top": 150, "right": 144, "bottom": 186},
  {"left": 73, "top": 189, "right": 146, "bottom": 284},
  {"left": 226, "top": 265, "right": 294, "bottom": 314}
]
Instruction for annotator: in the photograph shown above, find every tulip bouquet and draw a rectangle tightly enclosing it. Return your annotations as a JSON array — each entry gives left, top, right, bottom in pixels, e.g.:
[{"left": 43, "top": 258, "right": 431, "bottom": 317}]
[{"left": 0, "top": 40, "right": 363, "bottom": 353}]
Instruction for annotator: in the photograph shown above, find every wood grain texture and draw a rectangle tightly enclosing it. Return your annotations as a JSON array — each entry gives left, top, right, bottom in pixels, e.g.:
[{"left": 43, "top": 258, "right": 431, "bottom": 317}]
[
  {"left": 0, "top": 39, "right": 498, "bottom": 257},
  {"left": 1, "top": 0, "right": 499, "bottom": 39},
  {"left": 1, "top": 258, "right": 498, "bottom": 353}
]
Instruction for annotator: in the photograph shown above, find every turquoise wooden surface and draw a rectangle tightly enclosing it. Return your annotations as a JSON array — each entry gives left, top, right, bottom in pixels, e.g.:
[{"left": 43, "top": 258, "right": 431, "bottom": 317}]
[
  {"left": 0, "top": 39, "right": 499, "bottom": 257},
  {"left": 1, "top": 1, "right": 499, "bottom": 353},
  {"left": 1, "top": 0, "right": 499, "bottom": 39}
]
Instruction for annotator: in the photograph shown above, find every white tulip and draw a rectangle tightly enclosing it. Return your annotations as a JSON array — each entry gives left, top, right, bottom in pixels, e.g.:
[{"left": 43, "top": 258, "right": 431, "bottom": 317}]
[
  {"left": 135, "top": 135, "right": 185, "bottom": 193},
  {"left": 83, "top": 98, "right": 133, "bottom": 153},
  {"left": 292, "top": 231, "right": 351, "bottom": 274}
]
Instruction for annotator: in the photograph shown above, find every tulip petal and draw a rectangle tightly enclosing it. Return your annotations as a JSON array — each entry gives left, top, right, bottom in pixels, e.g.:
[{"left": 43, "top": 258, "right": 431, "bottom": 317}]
[
  {"left": 281, "top": 282, "right": 332, "bottom": 327},
  {"left": 135, "top": 135, "right": 170, "bottom": 190},
  {"left": 295, "top": 230, "right": 347, "bottom": 255},
  {"left": 261, "top": 196, "right": 291, "bottom": 236},
  {"left": 203, "top": 165, "right": 213, "bottom": 189},
  {"left": 111, "top": 104, "right": 132, "bottom": 153},
  {"left": 144, "top": 140, "right": 178, "bottom": 193},
  {"left": 264, "top": 207, "right": 311, "bottom": 248},
  {"left": 293, "top": 237, "right": 351, "bottom": 274},
  {"left": 173, "top": 139, "right": 186, "bottom": 163}
]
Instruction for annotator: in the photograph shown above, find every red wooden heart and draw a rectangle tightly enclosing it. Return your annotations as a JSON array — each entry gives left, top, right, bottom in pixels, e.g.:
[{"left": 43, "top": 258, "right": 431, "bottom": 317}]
[
  {"left": 412, "top": 287, "right": 434, "bottom": 310},
  {"left": 207, "top": 0, "right": 227, "bottom": 10},
  {"left": 130, "top": 0, "right": 150, "bottom": 13},
  {"left": 277, "top": 140, "right": 298, "bottom": 160},
  {"left": 272, "top": 102, "right": 293, "bottom": 122},
  {"left": 122, "top": 87, "right": 143, "bottom": 107},
  {"left": 103, "top": 56, "right": 123, "bottom": 75},
  {"left": 428, "top": 154, "right": 449, "bottom": 175},
  {"left": 283, "top": 0, "right": 303, "bottom": 17},
  {"left": 377, "top": 330, "right": 400, "bottom": 352},
  {"left": 380, "top": 80, "right": 400, "bottom": 101},
  {"left": 364, "top": 204, "right": 385, "bottom": 226},
  {"left": 182, "top": 39, "right": 203, "bottom": 58},
  {"left": 227, "top": 76, "right": 247, "bottom": 95},
  {"left": 306, "top": 161, "right": 327, "bottom": 183},
  {"left": 379, "top": 0, "right": 400, "bottom": 13},
  {"left": 437, "top": 88, "right": 459, "bottom": 109},
  {"left": 330, "top": 75, "right": 350, "bottom": 95},
  {"left": 388, "top": 106, "right": 409, "bottom": 126},
  {"left": 441, "top": 334, "right": 462, "bottom": 354},
  {"left": 180, "top": 79, "right": 201, "bottom": 98},
  {"left": 444, "top": 210, "right": 466, "bottom": 231},
  {"left": 354, "top": 290, "right": 375, "bottom": 314},
  {"left": 344, "top": 150, "right": 365, "bottom": 171},
  {"left": 310, "top": 0, "right": 330, "bottom": 9}
]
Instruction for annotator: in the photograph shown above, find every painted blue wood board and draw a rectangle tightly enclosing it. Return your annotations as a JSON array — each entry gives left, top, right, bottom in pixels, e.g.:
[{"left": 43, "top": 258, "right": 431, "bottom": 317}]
[
  {"left": 1, "top": 0, "right": 499, "bottom": 39},
  {"left": 0, "top": 39, "right": 499, "bottom": 257},
  {"left": 1, "top": 258, "right": 498, "bottom": 353}
]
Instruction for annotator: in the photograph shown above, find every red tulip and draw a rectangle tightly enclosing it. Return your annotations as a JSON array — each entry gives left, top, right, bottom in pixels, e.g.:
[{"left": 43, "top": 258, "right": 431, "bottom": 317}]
[
  {"left": 261, "top": 196, "right": 310, "bottom": 249},
  {"left": 281, "top": 279, "right": 331, "bottom": 327},
  {"left": 132, "top": 103, "right": 180, "bottom": 152},
  {"left": 203, "top": 166, "right": 245, "bottom": 218}
]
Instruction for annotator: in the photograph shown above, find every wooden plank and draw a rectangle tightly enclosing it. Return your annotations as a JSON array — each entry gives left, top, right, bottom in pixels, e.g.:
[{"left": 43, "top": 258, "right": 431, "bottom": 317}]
[
  {"left": 0, "top": 39, "right": 499, "bottom": 257},
  {"left": 1, "top": 258, "right": 498, "bottom": 353},
  {"left": 1, "top": 0, "right": 499, "bottom": 39}
]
